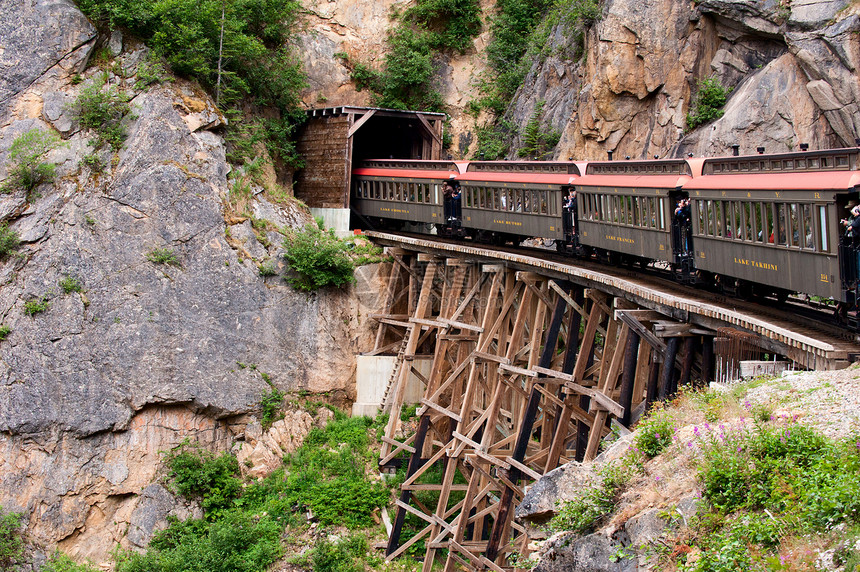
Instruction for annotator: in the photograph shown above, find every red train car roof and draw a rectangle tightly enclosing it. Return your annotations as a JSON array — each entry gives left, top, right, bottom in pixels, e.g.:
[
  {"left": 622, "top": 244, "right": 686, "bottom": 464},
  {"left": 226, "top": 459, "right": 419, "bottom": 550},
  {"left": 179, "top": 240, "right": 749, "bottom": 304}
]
[
  {"left": 456, "top": 171, "right": 579, "bottom": 185},
  {"left": 683, "top": 170, "right": 860, "bottom": 191},
  {"left": 574, "top": 174, "right": 692, "bottom": 190}
]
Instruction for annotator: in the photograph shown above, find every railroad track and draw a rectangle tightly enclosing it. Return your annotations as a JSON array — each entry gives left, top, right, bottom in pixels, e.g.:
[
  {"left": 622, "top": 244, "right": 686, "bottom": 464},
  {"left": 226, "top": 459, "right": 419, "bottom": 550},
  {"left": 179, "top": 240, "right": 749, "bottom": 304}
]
[{"left": 367, "top": 230, "right": 860, "bottom": 369}]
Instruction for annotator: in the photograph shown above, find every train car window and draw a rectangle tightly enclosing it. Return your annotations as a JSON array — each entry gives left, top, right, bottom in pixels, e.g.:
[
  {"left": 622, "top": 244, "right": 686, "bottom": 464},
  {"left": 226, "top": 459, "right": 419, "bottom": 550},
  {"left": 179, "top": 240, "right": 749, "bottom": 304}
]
[
  {"left": 764, "top": 203, "right": 774, "bottom": 243},
  {"left": 705, "top": 201, "right": 714, "bottom": 236},
  {"left": 802, "top": 204, "right": 813, "bottom": 249},
  {"left": 539, "top": 191, "right": 547, "bottom": 214},
  {"left": 632, "top": 197, "right": 640, "bottom": 226},
  {"left": 736, "top": 202, "right": 744, "bottom": 240},
  {"left": 777, "top": 204, "right": 788, "bottom": 246},
  {"left": 658, "top": 198, "right": 666, "bottom": 230},
  {"left": 649, "top": 198, "right": 657, "bottom": 228},
  {"left": 417, "top": 183, "right": 424, "bottom": 203},
  {"left": 742, "top": 203, "right": 751, "bottom": 241},
  {"left": 715, "top": 201, "right": 724, "bottom": 237},
  {"left": 819, "top": 206, "right": 829, "bottom": 252},
  {"left": 514, "top": 189, "right": 522, "bottom": 212}
]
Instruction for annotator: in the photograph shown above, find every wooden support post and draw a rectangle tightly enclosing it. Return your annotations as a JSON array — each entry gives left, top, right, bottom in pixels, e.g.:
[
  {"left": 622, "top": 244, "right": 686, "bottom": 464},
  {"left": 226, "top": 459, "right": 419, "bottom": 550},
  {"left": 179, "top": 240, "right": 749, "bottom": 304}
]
[
  {"left": 619, "top": 330, "right": 640, "bottom": 428},
  {"left": 680, "top": 336, "right": 696, "bottom": 387},
  {"left": 387, "top": 415, "right": 430, "bottom": 557},
  {"left": 701, "top": 335, "right": 715, "bottom": 385},
  {"left": 646, "top": 355, "right": 661, "bottom": 410},
  {"left": 659, "top": 337, "right": 680, "bottom": 401},
  {"left": 483, "top": 290, "right": 569, "bottom": 564}
]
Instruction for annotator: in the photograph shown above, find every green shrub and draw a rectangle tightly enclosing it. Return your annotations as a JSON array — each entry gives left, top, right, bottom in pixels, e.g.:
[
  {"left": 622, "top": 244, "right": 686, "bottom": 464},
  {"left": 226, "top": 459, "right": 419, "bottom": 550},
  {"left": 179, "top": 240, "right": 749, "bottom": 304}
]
[
  {"left": 0, "top": 325, "right": 11, "bottom": 341},
  {"left": 282, "top": 224, "right": 355, "bottom": 291},
  {"left": 1, "top": 128, "right": 61, "bottom": 196},
  {"left": 75, "top": 0, "right": 307, "bottom": 166},
  {"left": 70, "top": 73, "right": 131, "bottom": 151},
  {"left": 60, "top": 276, "right": 83, "bottom": 294},
  {"left": 42, "top": 552, "right": 101, "bottom": 572},
  {"left": 257, "top": 261, "right": 278, "bottom": 277},
  {"left": 633, "top": 409, "right": 675, "bottom": 458},
  {"left": 402, "top": 0, "right": 482, "bottom": 53},
  {"left": 686, "top": 77, "right": 729, "bottom": 130},
  {"left": 549, "top": 462, "right": 631, "bottom": 534},
  {"left": 134, "top": 56, "right": 171, "bottom": 91},
  {"left": 304, "top": 533, "right": 374, "bottom": 572},
  {"left": 260, "top": 387, "right": 284, "bottom": 429},
  {"left": 116, "top": 511, "right": 282, "bottom": 572},
  {"left": 166, "top": 444, "right": 242, "bottom": 516},
  {"left": 0, "top": 510, "right": 23, "bottom": 571},
  {"left": 518, "top": 100, "right": 560, "bottom": 160},
  {"left": 0, "top": 224, "right": 21, "bottom": 259},
  {"left": 24, "top": 297, "right": 49, "bottom": 316},
  {"left": 81, "top": 153, "right": 104, "bottom": 172},
  {"left": 146, "top": 248, "right": 179, "bottom": 266},
  {"left": 688, "top": 422, "right": 860, "bottom": 568}
]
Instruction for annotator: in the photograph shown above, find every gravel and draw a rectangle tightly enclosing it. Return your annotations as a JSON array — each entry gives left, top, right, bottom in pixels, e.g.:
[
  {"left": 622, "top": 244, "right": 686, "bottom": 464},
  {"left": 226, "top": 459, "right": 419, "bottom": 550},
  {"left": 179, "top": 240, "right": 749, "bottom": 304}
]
[{"left": 743, "top": 365, "right": 860, "bottom": 442}]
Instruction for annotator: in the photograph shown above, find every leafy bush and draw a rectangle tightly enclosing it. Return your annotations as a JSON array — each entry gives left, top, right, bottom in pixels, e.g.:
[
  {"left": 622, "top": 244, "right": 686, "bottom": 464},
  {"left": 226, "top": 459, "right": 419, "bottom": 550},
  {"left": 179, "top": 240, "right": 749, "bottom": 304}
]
[
  {"left": 282, "top": 224, "right": 355, "bottom": 291},
  {"left": 1, "top": 128, "right": 61, "bottom": 196},
  {"left": 257, "top": 261, "right": 278, "bottom": 277},
  {"left": 60, "top": 276, "right": 83, "bottom": 294},
  {"left": 300, "top": 533, "right": 376, "bottom": 572},
  {"left": 402, "top": 0, "right": 482, "bottom": 53},
  {"left": 70, "top": 73, "right": 131, "bottom": 151},
  {"left": 633, "top": 408, "right": 675, "bottom": 458},
  {"left": 116, "top": 511, "right": 282, "bottom": 572},
  {"left": 166, "top": 444, "right": 242, "bottom": 516},
  {"left": 24, "top": 297, "right": 49, "bottom": 316},
  {"left": 75, "top": 0, "right": 307, "bottom": 166},
  {"left": 260, "top": 387, "right": 284, "bottom": 429},
  {"left": 42, "top": 552, "right": 101, "bottom": 572},
  {"left": 0, "top": 325, "right": 11, "bottom": 341},
  {"left": 686, "top": 77, "right": 729, "bottom": 130},
  {"left": 686, "top": 421, "right": 860, "bottom": 569},
  {"left": 350, "top": 27, "right": 444, "bottom": 112},
  {"left": 0, "top": 224, "right": 21, "bottom": 259},
  {"left": 518, "top": 101, "right": 560, "bottom": 160},
  {"left": 473, "top": 120, "right": 516, "bottom": 160},
  {"left": 0, "top": 510, "right": 23, "bottom": 571},
  {"left": 550, "top": 462, "right": 631, "bottom": 534},
  {"left": 146, "top": 248, "right": 179, "bottom": 266}
]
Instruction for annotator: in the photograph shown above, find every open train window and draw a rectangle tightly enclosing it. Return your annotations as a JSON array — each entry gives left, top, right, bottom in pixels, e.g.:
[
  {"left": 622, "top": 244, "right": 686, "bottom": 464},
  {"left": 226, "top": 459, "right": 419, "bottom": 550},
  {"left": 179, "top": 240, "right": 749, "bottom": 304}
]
[
  {"left": 802, "top": 204, "right": 814, "bottom": 249},
  {"left": 819, "top": 206, "right": 829, "bottom": 252},
  {"left": 658, "top": 198, "right": 666, "bottom": 230}
]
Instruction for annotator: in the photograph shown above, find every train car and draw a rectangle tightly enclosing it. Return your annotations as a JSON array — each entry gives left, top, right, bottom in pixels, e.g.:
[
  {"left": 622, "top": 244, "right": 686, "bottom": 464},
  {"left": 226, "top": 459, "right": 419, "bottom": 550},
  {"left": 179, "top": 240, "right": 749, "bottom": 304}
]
[
  {"left": 456, "top": 161, "right": 581, "bottom": 244},
  {"left": 571, "top": 159, "right": 700, "bottom": 276},
  {"left": 351, "top": 160, "right": 462, "bottom": 230},
  {"left": 683, "top": 148, "right": 860, "bottom": 302}
]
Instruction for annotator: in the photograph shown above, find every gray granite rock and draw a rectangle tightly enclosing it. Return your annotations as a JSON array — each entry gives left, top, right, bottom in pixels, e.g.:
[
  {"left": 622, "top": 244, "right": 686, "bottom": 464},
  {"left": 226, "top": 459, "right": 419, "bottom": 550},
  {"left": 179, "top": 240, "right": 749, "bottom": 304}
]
[{"left": 0, "top": 0, "right": 95, "bottom": 115}]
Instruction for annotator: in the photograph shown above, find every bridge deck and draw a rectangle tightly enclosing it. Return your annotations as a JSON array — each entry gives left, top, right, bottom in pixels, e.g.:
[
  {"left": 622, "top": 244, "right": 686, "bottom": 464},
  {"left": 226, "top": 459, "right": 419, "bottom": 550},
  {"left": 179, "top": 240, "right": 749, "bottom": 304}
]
[{"left": 366, "top": 231, "right": 860, "bottom": 370}]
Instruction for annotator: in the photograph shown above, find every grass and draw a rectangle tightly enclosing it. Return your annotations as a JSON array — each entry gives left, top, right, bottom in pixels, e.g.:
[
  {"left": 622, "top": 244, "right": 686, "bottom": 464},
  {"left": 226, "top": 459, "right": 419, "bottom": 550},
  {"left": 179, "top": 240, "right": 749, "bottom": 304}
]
[
  {"left": 112, "top": 408, "right": 404, "bottom": 572},
  {"left": 545, "top": 379, "right": 860, "bottom": 572},
  {"left": 60, "top": 276, "right": 83, "bottom": 294},
  {"left": 0, "top": 224, "right": 21, "bottom": 259},
  {"left": 146, "top": 248, "right": 180, "bottom": 267},
  {"left": 24, "top": 297, "right": 49, "bottom": 316}
]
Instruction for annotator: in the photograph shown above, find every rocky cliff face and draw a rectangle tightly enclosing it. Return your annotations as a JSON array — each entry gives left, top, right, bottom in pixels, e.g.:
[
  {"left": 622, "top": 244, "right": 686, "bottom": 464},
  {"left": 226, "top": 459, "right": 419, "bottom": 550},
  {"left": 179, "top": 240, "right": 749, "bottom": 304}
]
[
  {"left": 0, "top": 0, "right": 380, "bottom": 566},
  {"left": 297, "top": 0, "right": 859, "bottom": 160},
  {"left": 509, "top": 0, "right": 859, "bottom": 160}
]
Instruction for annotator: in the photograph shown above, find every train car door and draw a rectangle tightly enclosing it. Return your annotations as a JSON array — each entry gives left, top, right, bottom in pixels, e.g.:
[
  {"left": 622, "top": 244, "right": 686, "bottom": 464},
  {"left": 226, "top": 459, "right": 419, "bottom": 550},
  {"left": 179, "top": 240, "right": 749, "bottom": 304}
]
[
  {"left": 669, "top": 191, "right": 694, "bottom": 281},
  {"left": 561, "top": 186, "right": 578, "bottom": 244}
]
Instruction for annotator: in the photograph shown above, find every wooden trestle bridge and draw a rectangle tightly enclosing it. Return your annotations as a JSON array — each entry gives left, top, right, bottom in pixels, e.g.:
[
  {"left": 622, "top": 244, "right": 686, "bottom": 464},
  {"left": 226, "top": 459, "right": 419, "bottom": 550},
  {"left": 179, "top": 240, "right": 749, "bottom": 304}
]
[{"left": 363, "top": 231, "right": 860, "bottom": 572}]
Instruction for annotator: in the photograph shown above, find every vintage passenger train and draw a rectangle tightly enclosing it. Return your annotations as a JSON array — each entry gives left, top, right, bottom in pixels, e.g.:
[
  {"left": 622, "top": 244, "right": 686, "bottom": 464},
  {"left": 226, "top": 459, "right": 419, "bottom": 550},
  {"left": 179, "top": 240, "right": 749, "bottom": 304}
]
[{"left": 351, "top": 147, "right": 860, "bottom": 323}]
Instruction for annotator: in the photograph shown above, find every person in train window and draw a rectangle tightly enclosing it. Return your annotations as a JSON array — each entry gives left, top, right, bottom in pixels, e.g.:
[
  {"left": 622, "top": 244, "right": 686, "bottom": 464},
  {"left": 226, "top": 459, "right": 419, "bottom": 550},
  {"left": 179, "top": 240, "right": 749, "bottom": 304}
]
[
  {"left": 564, "top": 189, "right": 577, "bottom": 231},
  {"left": 450, "top": 186, "right": 462, "bottom": 222},
  {"left": 443, "top": 181, "right": 455, "bottom": 221}
]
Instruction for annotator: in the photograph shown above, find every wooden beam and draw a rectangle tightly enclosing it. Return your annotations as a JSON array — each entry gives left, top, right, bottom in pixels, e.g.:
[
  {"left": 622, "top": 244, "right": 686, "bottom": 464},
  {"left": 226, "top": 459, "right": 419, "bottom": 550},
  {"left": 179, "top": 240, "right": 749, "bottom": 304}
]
[{"left": 347, "top": 109, "right": 376, "bottom": 138}]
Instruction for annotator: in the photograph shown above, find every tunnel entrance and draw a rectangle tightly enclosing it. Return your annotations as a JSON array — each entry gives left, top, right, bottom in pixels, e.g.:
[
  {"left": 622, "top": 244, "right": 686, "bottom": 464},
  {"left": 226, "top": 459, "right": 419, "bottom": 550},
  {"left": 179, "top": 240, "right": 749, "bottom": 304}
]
[{"left": 293, "top": 107, "right": 445, "bottom": 233}]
